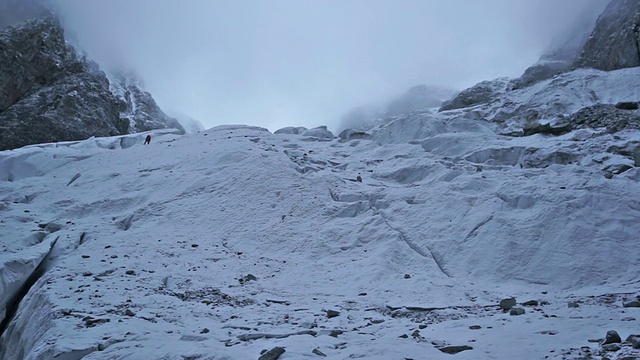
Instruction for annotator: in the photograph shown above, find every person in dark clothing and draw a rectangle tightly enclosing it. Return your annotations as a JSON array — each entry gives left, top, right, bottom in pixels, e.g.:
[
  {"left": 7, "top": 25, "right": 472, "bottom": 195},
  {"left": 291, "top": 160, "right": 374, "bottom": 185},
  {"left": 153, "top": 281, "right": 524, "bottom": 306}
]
[{"left": 144, "top": 135, "right": 151, "bottom": 145}]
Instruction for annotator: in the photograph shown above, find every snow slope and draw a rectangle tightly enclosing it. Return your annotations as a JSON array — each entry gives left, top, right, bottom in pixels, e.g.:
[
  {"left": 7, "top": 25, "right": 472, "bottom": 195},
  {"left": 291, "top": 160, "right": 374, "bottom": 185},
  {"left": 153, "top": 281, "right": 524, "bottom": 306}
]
[{"left": 0, "top": 69, "right": 639, "bottom": 359}]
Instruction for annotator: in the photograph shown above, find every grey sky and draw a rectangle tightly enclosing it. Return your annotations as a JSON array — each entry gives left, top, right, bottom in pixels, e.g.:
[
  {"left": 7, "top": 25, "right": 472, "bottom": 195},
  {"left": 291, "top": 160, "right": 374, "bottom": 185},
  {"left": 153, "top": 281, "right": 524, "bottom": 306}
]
[{"left": 51, "top": 0, "right": 607, "bottom": 132}]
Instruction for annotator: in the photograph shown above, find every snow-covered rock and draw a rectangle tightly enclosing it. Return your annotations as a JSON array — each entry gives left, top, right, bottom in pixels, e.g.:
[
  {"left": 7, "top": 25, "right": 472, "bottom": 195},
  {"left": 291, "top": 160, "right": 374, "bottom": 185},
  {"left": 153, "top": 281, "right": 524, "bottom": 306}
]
[
  {"left": 575, "top": 0, "right": 640, "bottom": 71},
  {"left": 439, "top": 77, "right": 511, "bottom": 112}
]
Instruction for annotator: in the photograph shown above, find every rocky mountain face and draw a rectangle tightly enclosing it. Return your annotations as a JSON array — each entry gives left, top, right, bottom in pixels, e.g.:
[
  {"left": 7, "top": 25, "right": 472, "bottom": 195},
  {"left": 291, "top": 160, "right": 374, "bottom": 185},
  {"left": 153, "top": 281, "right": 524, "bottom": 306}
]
[
  {"left": 0, "top": 16, "right": 184, "bottom": 151},
  {"left": 440, "top": 0, "right": 638, "bottom": 111},
  {"left": 108, "top": 73, "right": 184, "bottom": 133},
  {"left": 575, "top": 0, "right": 640, "bottom": 71}
]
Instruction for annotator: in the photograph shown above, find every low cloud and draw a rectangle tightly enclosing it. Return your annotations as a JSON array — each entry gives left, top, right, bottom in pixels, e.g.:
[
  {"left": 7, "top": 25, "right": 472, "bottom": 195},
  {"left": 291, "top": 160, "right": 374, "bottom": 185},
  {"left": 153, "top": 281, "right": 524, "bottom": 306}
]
[{"left": 51, "top": 0, "right": 608, "bottom": 132}]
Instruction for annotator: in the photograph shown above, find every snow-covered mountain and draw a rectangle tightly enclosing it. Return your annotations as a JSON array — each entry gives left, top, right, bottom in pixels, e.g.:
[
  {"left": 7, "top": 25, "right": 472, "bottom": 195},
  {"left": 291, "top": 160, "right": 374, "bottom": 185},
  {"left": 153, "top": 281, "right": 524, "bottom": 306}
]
[
  {"left": 0, "top": 16, "right": 184, "bottom": 151},
  {"left": 1, "top": 0, "right": 640, "bottom": 359},
  {"left": 1, "top": 63, "right": 639, "bottom": 359}
]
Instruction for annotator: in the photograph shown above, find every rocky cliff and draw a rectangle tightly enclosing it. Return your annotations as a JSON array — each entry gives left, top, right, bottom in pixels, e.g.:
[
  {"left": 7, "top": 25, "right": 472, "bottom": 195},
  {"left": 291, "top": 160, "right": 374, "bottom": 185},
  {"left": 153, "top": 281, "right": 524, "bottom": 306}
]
[
  {"left": 440, "top": 0, "right": 639, "bottom": 113},
  {"left": 575, "top": 0, "right": 640, "bottom": 71},
  {"left": 108, "top": 72, "right": 184, "bottom": 133},
  {"left": 0, "top": 16, "right": 184, "bottom": 151}
]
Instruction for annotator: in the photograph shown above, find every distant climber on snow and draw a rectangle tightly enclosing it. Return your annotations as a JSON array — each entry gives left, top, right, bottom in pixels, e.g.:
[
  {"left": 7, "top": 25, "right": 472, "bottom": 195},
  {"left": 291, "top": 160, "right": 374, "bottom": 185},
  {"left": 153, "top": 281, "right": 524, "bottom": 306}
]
[{"left": 144, "top": 135, "right": 151, "bottom": 145}]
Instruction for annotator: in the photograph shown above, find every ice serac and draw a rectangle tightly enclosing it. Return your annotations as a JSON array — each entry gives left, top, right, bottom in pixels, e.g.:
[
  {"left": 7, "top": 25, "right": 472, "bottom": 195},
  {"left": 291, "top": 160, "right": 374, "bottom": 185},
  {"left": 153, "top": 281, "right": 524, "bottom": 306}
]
[
  {"left": 575, "top": 0, "right": 640, "bottom": 71},
  {"left": 0, "top": 16, "right": 184, "bottom": 151}
]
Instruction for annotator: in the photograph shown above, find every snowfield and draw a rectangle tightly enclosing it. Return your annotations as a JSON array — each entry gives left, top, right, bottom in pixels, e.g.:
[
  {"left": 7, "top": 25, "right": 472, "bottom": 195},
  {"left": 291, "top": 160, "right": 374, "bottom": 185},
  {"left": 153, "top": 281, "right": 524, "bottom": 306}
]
[{"left": 1, "top": 68, "right": 640, "bottom": 359}]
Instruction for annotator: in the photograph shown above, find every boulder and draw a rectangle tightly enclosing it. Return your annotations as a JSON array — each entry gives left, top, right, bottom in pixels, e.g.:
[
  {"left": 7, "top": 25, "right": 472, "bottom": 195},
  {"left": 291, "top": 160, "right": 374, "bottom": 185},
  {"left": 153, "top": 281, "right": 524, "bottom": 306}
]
[
  {"left": 603, "top": 330, "right": 622, "bottom": 345},
  {"left": 626, "top": 334, "right": 640, "bottom": 349},
  {"left": 499, "top": 297, "right": 517, "bottom": 311},
  {"left": 438, "top": 345, "right": 473, "bottom": 354},
  {"left": 510, "top": 308, "right": 525, "bottom": 316},
  {"left": 623, "top": 300, "right": 640, "bottom": 307}
]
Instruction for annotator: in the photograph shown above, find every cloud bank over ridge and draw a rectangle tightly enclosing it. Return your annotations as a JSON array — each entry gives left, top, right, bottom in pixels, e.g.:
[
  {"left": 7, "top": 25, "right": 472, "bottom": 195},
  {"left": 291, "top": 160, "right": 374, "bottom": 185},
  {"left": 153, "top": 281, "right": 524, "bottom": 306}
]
[{"left": 51, "top": 0, "right": 608, "bottom": 131}]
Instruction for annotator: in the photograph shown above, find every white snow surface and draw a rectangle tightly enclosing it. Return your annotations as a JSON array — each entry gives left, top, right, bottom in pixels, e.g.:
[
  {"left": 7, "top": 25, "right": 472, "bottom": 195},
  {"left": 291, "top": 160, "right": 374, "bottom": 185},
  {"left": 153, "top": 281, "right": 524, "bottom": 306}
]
[{"left": 0, "top": 68, "right": 639, "bottom": 359}]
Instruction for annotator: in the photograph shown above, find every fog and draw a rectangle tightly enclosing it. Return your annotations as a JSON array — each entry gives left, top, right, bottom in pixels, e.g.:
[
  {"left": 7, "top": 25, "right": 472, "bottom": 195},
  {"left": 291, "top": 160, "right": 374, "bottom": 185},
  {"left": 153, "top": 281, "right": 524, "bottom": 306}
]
[{"left": 51, "top": 0, "right": 608, "bottom": 132}]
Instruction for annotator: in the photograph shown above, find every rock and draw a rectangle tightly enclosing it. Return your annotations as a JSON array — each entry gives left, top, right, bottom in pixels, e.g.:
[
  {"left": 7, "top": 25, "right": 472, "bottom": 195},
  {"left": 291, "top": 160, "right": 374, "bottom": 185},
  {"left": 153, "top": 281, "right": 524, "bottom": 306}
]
[
  {"left": 239, "top": 274, "right": 257, "bottom": 284},
  {"left": 258, "top": 347, "right": 285, "bottom": 360},
  {"left": 538, "top": 330, "right": 558, "bottom": 335},
  {"left": 124, "top": 309, "right": 135, "bottom": 317},
  {"left": 511, "top": 60, "right": 573, "bottom": 90},
  {"left": 626, "top": 334, "right": 640, "bottom": 349},
  {"left": 440, "top": 78, "right": 510, "bottom": 111},
  {"left": 312, "top": 348, "right": 327, "bottom": 357},
  {"left": 522, "top": 300, "right": 539, "bottom": 306},
  {"left": 469, "top": 325, "right": 481, "bottom": 330},
  {"left": 438, "top": 345, "right": 473, "bottom": 354},
  {"left": 499, "top": 297, "right": 517, "bottom": 311},
  {"left": 510, "top": 308, "right": 526, "bottom": 316},
  {"left": 623, "top": 300, "right": 640, "bottom": 308},
  {"left": 328, "top": 330, "right": 343, "bottom": 337},
  {"left": 399, "top": 334, "right": 409, "bottom": 338},
  {"left": 125, "top": 270, "right": 135, "bottom": 275},
  {"left": 566, "top": 104, "right": 640, "bottom": 133},
  {"left": 326, "top": 309, "right": 340, "bottom": 318},
  {"left": 568, "top": 301, "right": 580, "bottom": 308},
  {"left": 616, "top": 101, "right": 640, "bottom": 110},
  {"left": 602, "top": 343, "right": 621, "bottom": 352},
  {"left": 575, "top": 0, "right": 640, "bottom": 71},
  {"left": 523, "top": 122, "right": 572, "bottom": 137},
  {"left": 603, "top": 330, "right": 622, "bottom": 345}
]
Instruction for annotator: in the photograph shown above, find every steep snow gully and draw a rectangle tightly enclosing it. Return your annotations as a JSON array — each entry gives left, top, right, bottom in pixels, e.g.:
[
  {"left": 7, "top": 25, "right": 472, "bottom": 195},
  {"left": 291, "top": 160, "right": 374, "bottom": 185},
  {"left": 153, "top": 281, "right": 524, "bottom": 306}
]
[{"left": 0, "top": 68, "right": 640, "bottom": 359}]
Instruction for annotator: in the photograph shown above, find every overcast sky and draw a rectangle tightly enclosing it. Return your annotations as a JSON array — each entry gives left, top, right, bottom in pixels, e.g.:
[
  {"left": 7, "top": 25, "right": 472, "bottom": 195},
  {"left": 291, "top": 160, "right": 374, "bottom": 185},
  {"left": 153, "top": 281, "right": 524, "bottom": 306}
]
[{"left": 51, "top": 0, "right": 607, "bottom": 132}]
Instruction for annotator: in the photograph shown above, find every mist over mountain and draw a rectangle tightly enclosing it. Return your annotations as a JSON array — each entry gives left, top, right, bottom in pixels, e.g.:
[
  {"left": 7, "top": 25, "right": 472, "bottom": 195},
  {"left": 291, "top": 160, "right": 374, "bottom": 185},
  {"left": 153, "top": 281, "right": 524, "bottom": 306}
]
[{"left": 49, "top": 0, "right": 609, "bottom": 131}]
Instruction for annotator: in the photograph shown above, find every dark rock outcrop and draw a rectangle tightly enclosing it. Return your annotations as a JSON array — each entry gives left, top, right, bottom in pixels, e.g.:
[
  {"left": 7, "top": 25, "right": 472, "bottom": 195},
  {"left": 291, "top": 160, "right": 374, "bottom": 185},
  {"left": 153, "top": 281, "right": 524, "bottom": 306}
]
[
  {"left": 499, "top": 297, "right": 517, "bottom": 311},
  {"left": 565, "top": 104, "right": 640, "bottom": 133},
  {"left": 0, "top": 16, "right": 183, "bottom": 151},
  {"left": 439, "top": 78, "right": 510, "bottom": 111},
  {"left": 603, "top": 330, "right": 622, "bottom": 345},
  {"left": 575, "top": 0, "right": 640, "bottom": 71}
]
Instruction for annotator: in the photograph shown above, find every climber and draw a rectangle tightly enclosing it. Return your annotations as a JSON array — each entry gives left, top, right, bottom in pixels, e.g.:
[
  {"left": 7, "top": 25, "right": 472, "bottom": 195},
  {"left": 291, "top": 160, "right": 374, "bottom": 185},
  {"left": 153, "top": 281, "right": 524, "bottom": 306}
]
[{"left": 144, "top": 135, "right": 151, "bottom": 145}]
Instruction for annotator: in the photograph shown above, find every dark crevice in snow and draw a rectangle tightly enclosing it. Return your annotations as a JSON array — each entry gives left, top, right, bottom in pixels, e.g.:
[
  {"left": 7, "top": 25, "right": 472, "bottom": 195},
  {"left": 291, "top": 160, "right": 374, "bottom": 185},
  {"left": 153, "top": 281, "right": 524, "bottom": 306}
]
[{"left": 0, "top": 237, "right": 58, "bottom": 338}]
